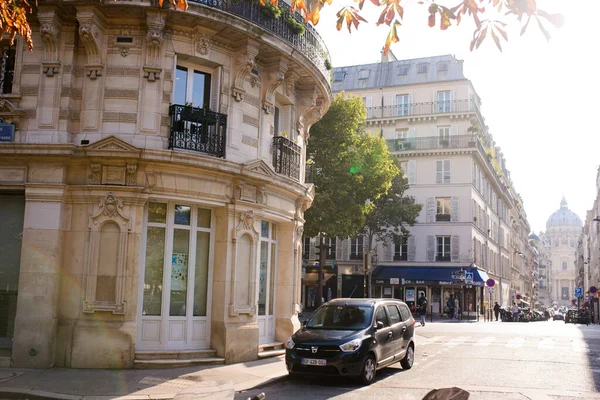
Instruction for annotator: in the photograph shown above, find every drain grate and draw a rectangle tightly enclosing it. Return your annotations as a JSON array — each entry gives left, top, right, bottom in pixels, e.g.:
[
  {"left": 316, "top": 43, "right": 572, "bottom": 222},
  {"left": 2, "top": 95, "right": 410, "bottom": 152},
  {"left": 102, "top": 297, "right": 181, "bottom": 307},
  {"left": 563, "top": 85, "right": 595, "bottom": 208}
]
[{"left": 139, "top": 377, "right": 196, "bottom": 389}]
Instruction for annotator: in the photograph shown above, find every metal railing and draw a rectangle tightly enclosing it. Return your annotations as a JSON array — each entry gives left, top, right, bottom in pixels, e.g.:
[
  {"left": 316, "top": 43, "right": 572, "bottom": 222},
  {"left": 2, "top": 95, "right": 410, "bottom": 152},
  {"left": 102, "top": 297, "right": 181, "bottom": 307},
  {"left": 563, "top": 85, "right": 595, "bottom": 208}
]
[
  {"left": 386, "top": 134, "right": 486, "bottom": 153},
  {"left": 189, "top": 0, "right": 331, "bottom": 80},
  {"left": 272, "top": 136, "right": 301, "bottom": 181},
  {"left": 366, "top": 99, "right": 481, "bottom": 120},
  {"left": 169, "top": 104, "right": 227, "bottom": 158}
]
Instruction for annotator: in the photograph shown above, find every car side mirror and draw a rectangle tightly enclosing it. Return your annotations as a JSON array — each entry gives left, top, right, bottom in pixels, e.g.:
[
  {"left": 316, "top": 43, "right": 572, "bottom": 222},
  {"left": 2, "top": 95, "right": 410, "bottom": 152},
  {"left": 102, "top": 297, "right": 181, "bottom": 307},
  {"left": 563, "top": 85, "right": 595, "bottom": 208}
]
[
  {"left": 302, "top": 320, "right": 308, "bottom": 330},
  {"left": 375, "top": 321, "right": 384, "bottom": 330}
]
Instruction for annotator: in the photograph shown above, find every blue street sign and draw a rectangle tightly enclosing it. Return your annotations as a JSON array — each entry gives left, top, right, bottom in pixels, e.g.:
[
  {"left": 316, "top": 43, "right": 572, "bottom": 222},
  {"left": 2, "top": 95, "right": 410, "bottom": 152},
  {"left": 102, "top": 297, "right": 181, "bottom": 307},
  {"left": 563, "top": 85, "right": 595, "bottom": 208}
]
[
  {"left": 465, "top": 272, "right": 473, "bottom": 282},
  {"left": 486, "top": 278, "right": 496, "bottom": 287},
  {"left": 575, "top": 287, "right": 583, "bottom": 298},
  {"left": 0, "top": 124, "right": 14, "bottom": 142}
]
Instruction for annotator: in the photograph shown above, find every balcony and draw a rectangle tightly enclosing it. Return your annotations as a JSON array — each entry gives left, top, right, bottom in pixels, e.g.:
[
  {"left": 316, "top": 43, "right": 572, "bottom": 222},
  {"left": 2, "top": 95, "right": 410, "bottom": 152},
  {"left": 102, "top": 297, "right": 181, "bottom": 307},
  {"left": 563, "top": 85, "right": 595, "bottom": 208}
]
[
  {"left": 386, "top": 134, "right": 487, "bottom": 154},
  {"left": 189, "top": 0, "right": 331, "bottom": 80},
  {"left": 436, "top": 255, "right": 451, "bottom": 262},
  {"left": 272, "top": 136, "right": 301, "bottom": 181},
  {"left": 366, "top": 99, "right": 481, "bottom": 121},
  {"left": 436, "top": 214, "right": 451, "bottom": 222},
  {"left": 169, "top": 104, "right": 227, "bottom": 158}
]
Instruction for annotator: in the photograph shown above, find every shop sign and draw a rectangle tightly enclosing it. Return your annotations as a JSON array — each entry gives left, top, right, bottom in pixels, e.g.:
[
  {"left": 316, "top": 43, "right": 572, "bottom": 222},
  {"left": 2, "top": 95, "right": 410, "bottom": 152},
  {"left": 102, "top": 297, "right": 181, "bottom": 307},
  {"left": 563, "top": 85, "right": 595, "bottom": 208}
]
[
  {"left": 439, "top": 280, "right": 457, "bottom": 285},
  {"left": 0, "top": 124, "right": 14, "bottom": 142},
  {"left": 401, "top": 279, "right": 426, "bottom": 285},
  {"left": 390, "top": 278, "right": 399, "bottom": 285},
  {"left": 374, "top": 279, "right": 387, "bottom": 284}
]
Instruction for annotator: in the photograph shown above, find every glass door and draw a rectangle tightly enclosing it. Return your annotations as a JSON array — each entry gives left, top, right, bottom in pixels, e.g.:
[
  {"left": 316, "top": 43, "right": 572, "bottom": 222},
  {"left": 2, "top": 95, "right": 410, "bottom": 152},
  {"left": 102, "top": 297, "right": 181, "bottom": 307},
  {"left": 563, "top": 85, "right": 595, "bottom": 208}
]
[
  {"left": 258, "top": 221, "right": 277, "bottom": 345},
  {"left": 396, "top": 94, "right": 409, "bottom": 116},
  {"left": 138, "top": 202, "right": 212, "bottom": 351},
  {"left": 437, "top": 91, "right": 451, "bottom": 113}
]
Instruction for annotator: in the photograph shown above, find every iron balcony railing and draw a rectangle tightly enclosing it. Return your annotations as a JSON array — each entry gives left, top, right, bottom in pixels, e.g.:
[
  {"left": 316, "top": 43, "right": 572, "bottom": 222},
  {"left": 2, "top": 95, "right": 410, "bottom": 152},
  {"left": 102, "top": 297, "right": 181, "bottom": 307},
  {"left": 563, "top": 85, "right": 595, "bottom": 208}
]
[
  {"left": 188, "top": 0, "right": 331, "bottom": 80},
  {"left": 272, "top": 136, "right": 301, "bottom": 181},
  {"left": 169, "top": 104, "right": 227, "bottom": 158},
  {"left": 386, "top": 134, "right": 487, "bottom": 154},
  {"left": 367, "top": 99, "right": 481, "bottom": 120}
]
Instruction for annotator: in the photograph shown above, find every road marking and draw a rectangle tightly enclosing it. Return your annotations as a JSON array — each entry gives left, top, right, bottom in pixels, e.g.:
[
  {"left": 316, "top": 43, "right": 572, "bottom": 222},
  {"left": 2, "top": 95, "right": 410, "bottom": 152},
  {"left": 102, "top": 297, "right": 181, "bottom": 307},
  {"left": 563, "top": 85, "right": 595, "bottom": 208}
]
[
  {"left": 572, "top": 342, "right": 590, "bottom": 353},
  {"left": 506, "top": 337, "right": 525, "bottom": 348},
  {"left": 474, "top": 336, "right": 496, "bottom": 346},
  {"left": 419, "top": 336, "right": 445, "bottom": 345},
  {"left": 537, "top": 338, "right": 555, "bottom": 350},
  {"left": 444, "top": 336, "right": 470, "bottom": 347}
]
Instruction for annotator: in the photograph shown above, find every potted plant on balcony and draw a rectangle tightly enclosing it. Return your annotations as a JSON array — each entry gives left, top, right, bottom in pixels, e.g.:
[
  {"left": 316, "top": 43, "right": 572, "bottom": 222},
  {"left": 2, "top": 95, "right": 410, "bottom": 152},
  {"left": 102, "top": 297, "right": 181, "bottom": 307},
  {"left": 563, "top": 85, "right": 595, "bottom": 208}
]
[
  {"left": 439, "top": 139, "right": 449, "bottom": 147},
  {"left": 393, "top": 139, "right": 405, "bottom": 151},
  {"left": 181, "top": 102, "right": 196, "bottom": 120},
  {"left": 259, "top": 0, "right": 282, "bottom": 18},
  {"left": 285, "top": 14, "right": 306, "bottom": 35}
]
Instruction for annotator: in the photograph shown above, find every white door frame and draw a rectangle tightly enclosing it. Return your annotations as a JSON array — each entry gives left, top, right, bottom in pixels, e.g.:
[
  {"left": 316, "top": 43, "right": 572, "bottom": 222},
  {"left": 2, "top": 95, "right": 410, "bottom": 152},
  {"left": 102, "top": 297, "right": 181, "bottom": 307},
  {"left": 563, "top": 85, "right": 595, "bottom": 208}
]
[{"left": 257, "top": 221, "right": 278, "bottom": 345}]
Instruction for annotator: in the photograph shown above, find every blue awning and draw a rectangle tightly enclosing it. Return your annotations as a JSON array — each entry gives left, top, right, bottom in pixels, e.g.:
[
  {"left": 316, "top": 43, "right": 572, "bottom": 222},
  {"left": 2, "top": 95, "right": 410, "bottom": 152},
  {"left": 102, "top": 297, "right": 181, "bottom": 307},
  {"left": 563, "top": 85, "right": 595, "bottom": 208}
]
[{"left": 372, "top": 266, "right": 489, "bottom": 286}]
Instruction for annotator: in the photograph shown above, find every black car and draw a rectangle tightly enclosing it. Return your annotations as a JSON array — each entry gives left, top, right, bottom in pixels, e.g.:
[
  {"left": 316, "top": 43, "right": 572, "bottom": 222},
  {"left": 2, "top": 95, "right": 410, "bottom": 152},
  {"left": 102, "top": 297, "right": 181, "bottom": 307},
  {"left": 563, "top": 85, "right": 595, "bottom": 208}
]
[{"left": 285, "top": 298, "right": 415, "bottom": 385}]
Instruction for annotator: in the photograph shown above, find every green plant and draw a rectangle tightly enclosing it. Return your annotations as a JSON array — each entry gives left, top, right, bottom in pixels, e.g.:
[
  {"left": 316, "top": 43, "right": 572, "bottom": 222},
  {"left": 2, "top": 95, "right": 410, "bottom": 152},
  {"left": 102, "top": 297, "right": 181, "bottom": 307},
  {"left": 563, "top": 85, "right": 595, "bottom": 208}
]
[
  {"left": 324, "top": 58, "right": 332, "bottom": 70},
  {"left": 285, "top": 15, "right": 306, "bottom": 35},
  {"left": 260, "top": 0, "right": 282, "bottom": 18},
  {"left": 280, "top": 131, "right": 289, "bottom": 138}
]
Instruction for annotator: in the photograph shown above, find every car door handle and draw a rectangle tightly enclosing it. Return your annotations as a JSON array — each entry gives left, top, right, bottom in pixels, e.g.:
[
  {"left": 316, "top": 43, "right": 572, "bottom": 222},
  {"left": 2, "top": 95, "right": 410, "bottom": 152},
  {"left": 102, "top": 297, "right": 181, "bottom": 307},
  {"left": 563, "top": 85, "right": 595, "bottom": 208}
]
[
  {"left": 401, "top": 327, "right": 407, "bottom": 333},
  {"left": 388, "top": 331, "right": 393, "bottom": 337}
]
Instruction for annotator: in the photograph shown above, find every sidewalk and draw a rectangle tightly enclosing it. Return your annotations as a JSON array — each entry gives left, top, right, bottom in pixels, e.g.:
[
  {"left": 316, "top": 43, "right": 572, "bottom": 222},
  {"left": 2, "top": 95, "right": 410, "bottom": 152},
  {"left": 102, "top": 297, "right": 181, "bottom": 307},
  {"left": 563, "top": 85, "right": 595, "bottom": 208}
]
[{"left": 0, "top": 355, "right": 288, "bottom": 400}]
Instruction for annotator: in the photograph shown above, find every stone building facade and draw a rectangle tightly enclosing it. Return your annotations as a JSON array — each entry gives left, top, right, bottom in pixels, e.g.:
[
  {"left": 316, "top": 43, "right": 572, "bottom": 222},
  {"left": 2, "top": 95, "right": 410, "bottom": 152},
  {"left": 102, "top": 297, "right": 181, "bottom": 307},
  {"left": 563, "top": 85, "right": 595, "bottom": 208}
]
[{"left": 0, "top": 0, "right": 331, "bottom": 368}]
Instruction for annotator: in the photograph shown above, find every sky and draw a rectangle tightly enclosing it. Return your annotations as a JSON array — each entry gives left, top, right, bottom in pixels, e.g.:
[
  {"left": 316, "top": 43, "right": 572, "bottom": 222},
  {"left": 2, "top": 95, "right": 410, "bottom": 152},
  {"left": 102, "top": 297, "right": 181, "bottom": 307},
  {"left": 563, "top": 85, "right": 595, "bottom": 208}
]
[{"left": 313, "top": 0, "right": 600, "bottom": 234}]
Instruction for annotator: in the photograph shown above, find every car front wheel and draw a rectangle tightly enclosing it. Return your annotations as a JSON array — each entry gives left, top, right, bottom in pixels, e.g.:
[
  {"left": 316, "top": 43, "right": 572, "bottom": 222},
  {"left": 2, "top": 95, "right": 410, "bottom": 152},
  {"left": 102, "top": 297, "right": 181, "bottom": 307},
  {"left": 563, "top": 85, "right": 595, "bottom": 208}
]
[
  {"left": 400, "top": 344, "right": 414, "bottom": 370},
  {"left": 360, "top": 354, "right": 376, "bottom": 385}
]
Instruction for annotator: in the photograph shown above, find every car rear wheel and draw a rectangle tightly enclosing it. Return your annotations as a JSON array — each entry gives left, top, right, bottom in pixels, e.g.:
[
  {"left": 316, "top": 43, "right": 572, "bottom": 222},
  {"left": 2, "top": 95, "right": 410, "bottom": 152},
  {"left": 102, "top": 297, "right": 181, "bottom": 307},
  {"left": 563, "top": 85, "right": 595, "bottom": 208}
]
[
  {"left": 360, "top": 354, "right": 376, "bottom": 385},
  {"left": 400, "top": 344, "right": 414, "bottom": 370}
]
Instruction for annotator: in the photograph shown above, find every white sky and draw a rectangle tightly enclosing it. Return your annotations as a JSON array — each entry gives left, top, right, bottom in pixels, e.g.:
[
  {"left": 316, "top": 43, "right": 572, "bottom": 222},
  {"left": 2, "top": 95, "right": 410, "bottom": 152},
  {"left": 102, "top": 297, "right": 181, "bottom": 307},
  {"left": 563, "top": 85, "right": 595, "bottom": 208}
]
[{"left": 313, "top": 0, "right": 600, "bottom": 234}]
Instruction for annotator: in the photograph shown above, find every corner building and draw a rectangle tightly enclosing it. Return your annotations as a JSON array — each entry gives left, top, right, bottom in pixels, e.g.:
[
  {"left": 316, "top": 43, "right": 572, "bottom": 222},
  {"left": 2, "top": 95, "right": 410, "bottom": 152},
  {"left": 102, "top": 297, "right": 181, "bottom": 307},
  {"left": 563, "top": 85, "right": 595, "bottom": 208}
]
[{"left": 0, "top": 0, "right": 331, "bottom": 368}]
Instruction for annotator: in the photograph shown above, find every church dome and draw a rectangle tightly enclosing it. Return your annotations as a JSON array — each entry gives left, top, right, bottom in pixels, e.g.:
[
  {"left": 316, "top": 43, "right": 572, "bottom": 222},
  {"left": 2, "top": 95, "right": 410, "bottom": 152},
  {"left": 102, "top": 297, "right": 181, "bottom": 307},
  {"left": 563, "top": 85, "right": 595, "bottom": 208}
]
[{"left": 546, "top": 197, "right": 582, "bottom": 228}]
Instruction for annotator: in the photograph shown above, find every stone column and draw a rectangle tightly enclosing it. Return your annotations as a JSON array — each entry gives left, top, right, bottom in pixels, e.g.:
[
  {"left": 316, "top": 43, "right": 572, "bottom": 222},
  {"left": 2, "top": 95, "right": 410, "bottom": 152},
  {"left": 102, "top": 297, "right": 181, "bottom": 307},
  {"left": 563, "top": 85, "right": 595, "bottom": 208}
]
[
  {"left": 12, "top": 182, "right": 66, "bottom": 367},
  {"left": 274, "top": 221, "right": 301, "bottom": 342}
]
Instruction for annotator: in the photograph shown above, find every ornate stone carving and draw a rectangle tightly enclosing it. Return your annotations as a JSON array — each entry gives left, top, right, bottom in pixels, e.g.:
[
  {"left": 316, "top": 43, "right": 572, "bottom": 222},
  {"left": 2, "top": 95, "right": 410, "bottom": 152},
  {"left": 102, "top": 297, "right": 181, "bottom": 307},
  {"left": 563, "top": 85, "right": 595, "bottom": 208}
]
[
  {"left": 231, "top": 40, "right": 260, "bottom": 102},
  {"left": 40, "top": 20, "right": 60, "bottom": 68},
  {"left": 90, "top": 162, "right": 101, "bottom": 184},
  {"left": 76, "top": 8, "right": 105, "bottom": 78},
  {"left": 262, "top": 58, "right": 288, "bottom": 114},
  {"left": 119, "top": 46, "right": 129, "bottom": 57},
  {"left": 257, "top": 185, "right": 267, "bottom": 205},
  {"left": 194, "top": 32, "right": 210, "bottom": 55},
  {"left": 144, "top": 11, "right": 165, "bottom": 78},
  {"left": 126, "top": 163, "right": 137, "bottom": 186},
  {"left": 96, "top": 193, "right": 125, "bottom": 220},
  {"left": 236, "top": 210, "right": 256, "bottom": 232},
  {"left": 285, "top": 73, "right": 296, "bottom": 97},
  {"left": 296, "top": 86, "right": 323, "bottom": 141},
  {"left": 233, "top": 180, "right": 244, "bottom": 200}
]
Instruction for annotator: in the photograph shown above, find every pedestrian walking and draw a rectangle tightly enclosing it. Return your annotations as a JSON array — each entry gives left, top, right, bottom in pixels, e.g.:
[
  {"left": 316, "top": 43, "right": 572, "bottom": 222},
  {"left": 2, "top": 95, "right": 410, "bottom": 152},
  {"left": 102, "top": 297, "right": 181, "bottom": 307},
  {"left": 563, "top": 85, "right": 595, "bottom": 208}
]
[
  {"left": 417, "top": 292, "right": 428, "bottom": 326},
  {"left": 493, "top": 302, "right": 501, "bottom": 321},
  {"left": 454, "top": 296, "right": 460, "bottom": 320},
  {"left": 511, "top": 302, "right": 520, "bottom": 322},
  {"left": 447, "top": 294, "right": 455, "bottom": 319}
]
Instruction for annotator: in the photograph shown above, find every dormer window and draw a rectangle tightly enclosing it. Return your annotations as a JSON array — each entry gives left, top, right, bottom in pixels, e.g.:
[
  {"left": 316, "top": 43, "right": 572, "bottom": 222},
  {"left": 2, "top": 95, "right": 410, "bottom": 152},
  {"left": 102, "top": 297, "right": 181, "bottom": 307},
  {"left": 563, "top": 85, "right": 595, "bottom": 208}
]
[
  {"left": 417, "top": 63, "right": 428, "bottom": 74},
  {"left": 358, "top": 69, "right": 370, "bottom": 80},
  {"left": 333, "top": 71, "right": 345, "bottom": 82},
  {"left": 438, "top": 62, "right": 448, "bottom": 72},
  {"left": 398, "top": 64, "right": 409, "bottom": 76}
]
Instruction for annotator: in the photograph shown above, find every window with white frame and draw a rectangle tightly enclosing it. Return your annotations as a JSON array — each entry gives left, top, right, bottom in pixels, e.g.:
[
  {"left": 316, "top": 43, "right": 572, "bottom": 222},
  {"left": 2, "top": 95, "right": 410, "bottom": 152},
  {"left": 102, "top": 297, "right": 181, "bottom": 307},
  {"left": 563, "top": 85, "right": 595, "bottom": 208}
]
[
  {"left": 394, "top": 237, "right": 408, "bottom": 261},
  {"left": 396, "top": 128, "right": 408, "bottom": 140},
  {"left": 399, "top": 160, "right": 408, "bottom": 177},
  {"left": 174, "top": 65, "right": 212, "bottom": 109},
  {"left": 438, "top": 62, "right": 448, "bottom": 72},
  {"left": 436, "top": 160, "right": 451, "bottom": 184},
  {"left": 302, "top": 236, "right": 310, "bottom": 258},
  {"left": 438, "top": 126, "right": 450, "bottom": 147},
  {"left": 396, "top": 94, "right": 409, "bottom": 116},
  {"left": 258, "top": 220, "right": 277, "bottom": 316},
  {"left": 350, "top": 236, "right": 364, "bottom": 260},
  {"left": 437, "top": 91, "right": 451, "bottom": 113},
  {"left": 436, "top": 197, "right": 451, "bottom": 221},
  {"left": 358, "top": 69, "right": 370, "bottom": 87},
  {"left": 398, "top": 64, "right": 410, "bottom": 76},
  {"left": 417, "top": 63, "right": 428, "bottom": 74},
  {"left": 325, "top": 236, "right": 337, "bottom": 259},
  {"left": 333, "top": 71, "right": 345, "bottom": 82},
  {"left": 436, "top": 236, "right": 451, "bottom": 261}
]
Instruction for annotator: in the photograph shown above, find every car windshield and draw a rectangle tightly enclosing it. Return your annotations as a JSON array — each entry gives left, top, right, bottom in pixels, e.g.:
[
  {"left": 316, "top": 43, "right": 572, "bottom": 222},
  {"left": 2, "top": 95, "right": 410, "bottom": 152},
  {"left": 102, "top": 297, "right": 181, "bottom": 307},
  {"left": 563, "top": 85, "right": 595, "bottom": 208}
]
[{"left": 306, "top": 305, "right": 373, "bottom": 330}]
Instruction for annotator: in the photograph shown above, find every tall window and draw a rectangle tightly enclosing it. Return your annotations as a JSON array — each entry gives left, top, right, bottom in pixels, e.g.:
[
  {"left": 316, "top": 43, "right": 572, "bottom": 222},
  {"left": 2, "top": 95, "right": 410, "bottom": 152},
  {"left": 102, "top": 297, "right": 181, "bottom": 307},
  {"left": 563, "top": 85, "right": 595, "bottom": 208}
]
[
  {"left": 417, "top": 63, "right": 428, "bottom": 74},
  {"left": 436, "top": 160, "right": 451, "bottom": 184},
  {"left": 394, "top": 237, "right": 408, "bottom": 261},
  {"left": 437, "top": 91, "right": 451, "bottom": 113},
  {"left": 562, "top": 261, "right": 567, "bottom": 270},
  {"left": 302, "top": 237, "right": 310, "bottom": 258},
  {"left": 0, "top": 46, "right": 15, "bottom": 95},
  {"left": 259, "top": 221, "right": 277, "bottom": 316},
  {"left": 396, "top": 94, "right": 409, "bottom": 116},
  {"left": 350, "top": 236, "right": 364, "bottom": 260},
  {"left": 274, "top": 106, "right": 280, "bottom": 136},
  {"left": 436, "top": 197, "right": 451, "bottom": 221},
  {"left": 325, "top": 237, "right": 337, "bottom": 259},
  {"left": 358, "top": 69, "right": 369, "bottom": 87},
  {"left": 438, "top": 126, "right": 450, "bottom": 146},
  {"left": 174, "top": 66, "right": 211, "bottom": 109},
  {"left": 436, "top": 236, "right": 451, "bottom": 261}
]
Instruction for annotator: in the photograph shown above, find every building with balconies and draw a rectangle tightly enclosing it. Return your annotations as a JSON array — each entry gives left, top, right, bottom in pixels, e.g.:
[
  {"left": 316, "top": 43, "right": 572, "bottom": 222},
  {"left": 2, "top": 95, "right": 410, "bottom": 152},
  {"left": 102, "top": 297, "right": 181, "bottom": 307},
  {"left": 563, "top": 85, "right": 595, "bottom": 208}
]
[
  {"left": 0, "top": 0, "right": 331, "bottom": 368},
  {"left": 301, "top": 53, "right": 534, "bottom": 316}
]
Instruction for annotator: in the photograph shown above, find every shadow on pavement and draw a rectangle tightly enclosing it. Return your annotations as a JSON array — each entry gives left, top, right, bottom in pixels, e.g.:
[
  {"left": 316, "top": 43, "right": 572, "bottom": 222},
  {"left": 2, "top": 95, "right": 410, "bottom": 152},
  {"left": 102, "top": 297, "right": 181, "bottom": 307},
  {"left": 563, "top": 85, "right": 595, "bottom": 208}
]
[{"left": 579, "top": 323, "right": 600, "bottom": 391}]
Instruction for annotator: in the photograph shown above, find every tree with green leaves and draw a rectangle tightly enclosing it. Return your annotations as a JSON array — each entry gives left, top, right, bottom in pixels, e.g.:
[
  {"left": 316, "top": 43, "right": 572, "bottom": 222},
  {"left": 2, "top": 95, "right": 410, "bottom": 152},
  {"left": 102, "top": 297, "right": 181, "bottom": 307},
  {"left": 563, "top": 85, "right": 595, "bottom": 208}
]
[
  {"left": 362, "top": 162, "right": 422, "bottom": 296},
  {"left": 304, "top": 92, "right": 399, "bottom": 304}
]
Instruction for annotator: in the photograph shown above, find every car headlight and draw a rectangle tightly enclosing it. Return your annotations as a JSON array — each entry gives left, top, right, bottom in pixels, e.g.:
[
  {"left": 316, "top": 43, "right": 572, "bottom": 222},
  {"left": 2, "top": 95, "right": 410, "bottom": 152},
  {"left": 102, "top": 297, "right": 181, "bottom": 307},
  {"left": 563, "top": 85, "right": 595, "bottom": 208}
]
[
  {"left": 339, "top": 338, "right": 363, "bottom": 352},
  {"left": 286, "top": 336, "right": 295, "bottom": 349}
]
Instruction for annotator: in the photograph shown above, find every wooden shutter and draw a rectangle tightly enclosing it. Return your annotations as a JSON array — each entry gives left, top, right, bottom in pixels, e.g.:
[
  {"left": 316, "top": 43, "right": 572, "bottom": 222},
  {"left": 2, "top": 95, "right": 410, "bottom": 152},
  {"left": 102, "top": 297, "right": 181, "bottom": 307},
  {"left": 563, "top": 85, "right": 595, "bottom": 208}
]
[
  {"left": 450, "top": 197, "right": 459, "bottom": 223},
  {"left": 427, "top": 235, "right": 435, "bottom": 262},
  {"left": 210, "top": 67, "right": 221, "bottom": 112},
  {"left": 451, "top": 235, "right": 459, "bottom": 262},
  {"left": 451, "top": 89, "right": 456, "bottom": 112},
  {"left": 436, "top": 160, "right": 442, "bottom": 184},
  {"left": 383, "top": 239, "right": 393, "bottom": 262},
  {"left": 408, "top": 236, "right": 416, "bottom": 261},
  {"left": 407, "top": 160, "right": 416, "bottom": 185},
  {"left": 444, "top": 160, "right": 451, "bottom": 183},
  {"left": 426, "top": 197, "right": 436, "bottom": 223},
  {"left": 336, "top": 237, "right": 343, "bottom": 259},
  {"left": 341, "top": 238, "right": 350, "bottom": 261},
  {"left": 280, "top": 105, "right": 291, "bottom": 136}
]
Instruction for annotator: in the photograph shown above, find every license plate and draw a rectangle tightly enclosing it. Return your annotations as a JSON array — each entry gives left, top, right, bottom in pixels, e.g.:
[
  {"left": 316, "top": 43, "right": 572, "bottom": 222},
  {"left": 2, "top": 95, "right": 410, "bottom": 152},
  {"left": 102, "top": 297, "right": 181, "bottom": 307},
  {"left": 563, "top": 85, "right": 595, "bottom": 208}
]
[{"left": 301, "top": 358, "right": 326, "bottom": 366}]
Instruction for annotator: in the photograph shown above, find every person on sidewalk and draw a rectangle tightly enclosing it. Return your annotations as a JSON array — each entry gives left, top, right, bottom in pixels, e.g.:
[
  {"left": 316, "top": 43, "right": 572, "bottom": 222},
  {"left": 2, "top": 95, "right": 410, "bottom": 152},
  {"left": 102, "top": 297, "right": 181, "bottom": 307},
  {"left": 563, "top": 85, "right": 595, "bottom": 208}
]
[
  {"left": 511, "top": 302, "right": 520, "bottom": 322},
  {"left": 454, "top": 297, "right": 460, "bottom": 320},
  {"left": 447, "top": 294, "right": 455, "bottom": 319},
  {"left": 417, "top": 292, "right": 428, "bottom": 326},
  {"left": 493, "top": 302, "right": 501, "bottom": 321}
]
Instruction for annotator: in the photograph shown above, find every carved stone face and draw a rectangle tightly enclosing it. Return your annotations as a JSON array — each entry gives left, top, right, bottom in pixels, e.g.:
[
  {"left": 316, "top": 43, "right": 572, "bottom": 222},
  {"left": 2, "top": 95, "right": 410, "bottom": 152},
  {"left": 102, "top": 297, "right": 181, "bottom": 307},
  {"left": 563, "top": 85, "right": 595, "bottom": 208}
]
[
  {"left": 105, "top": 195, "right": 117, "bottom": 215},
  {"left": 147, "top": 28, "right": 164, "bottom": 45}
]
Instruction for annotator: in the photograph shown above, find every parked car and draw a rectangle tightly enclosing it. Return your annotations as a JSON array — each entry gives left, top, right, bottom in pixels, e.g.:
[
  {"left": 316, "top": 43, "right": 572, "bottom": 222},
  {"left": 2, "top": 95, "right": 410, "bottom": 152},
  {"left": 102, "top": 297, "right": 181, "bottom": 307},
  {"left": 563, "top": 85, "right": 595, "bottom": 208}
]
[
  {"left": 285, "top": 298, "right": 416, "bottom": 385},
  {"left": 553, "top": 311, "right": 564, "bottom": 321}
]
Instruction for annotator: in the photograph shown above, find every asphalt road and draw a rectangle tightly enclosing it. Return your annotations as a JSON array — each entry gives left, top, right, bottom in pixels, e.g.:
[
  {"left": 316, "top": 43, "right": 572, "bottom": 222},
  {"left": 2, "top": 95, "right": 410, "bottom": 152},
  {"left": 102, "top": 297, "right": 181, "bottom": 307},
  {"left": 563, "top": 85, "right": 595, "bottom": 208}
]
[{"left": 237, "top": 320, "right": 600, "bottom": 399}]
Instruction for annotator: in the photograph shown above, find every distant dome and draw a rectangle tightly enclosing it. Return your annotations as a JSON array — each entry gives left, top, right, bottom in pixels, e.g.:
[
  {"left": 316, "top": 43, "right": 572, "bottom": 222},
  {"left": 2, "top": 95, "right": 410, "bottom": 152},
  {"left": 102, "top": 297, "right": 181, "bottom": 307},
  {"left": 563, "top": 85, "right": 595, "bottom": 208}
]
[
  {"left": 528, "top": 233, "right": 541, "bottom": 241},
  {"left": 546, "top": 197, "right": 582, "bottom": 228}
]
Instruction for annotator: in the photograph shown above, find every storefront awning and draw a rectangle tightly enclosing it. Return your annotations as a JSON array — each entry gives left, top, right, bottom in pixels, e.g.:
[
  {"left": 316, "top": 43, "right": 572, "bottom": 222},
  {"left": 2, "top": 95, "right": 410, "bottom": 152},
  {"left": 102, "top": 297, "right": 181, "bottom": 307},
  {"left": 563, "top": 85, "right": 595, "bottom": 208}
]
[{"left": 372, "top": 266, "right": 490, "bottom": 286}]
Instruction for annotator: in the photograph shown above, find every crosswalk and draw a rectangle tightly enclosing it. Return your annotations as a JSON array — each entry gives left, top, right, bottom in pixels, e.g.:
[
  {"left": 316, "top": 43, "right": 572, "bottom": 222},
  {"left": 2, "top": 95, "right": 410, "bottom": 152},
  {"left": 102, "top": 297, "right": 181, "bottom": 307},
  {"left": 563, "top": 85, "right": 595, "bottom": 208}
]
[{"left": 417, "top": 335, "right": 593, "bottom": 352}]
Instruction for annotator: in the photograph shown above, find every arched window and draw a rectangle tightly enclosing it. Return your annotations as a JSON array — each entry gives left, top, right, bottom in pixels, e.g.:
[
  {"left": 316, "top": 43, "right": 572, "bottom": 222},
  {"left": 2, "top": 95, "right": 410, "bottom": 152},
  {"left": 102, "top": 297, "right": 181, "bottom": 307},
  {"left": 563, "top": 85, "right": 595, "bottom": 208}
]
[{"left": 562, "top": 261, "right": 567, "bottom": 270}]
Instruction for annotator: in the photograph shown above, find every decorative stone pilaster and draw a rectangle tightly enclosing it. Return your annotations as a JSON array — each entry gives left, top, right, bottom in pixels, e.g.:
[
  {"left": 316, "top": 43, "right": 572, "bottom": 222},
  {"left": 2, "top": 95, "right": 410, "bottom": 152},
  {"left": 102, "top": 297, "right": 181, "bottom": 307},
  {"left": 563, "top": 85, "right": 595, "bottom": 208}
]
[
  {"left": 231, "top": 40, "right": 260, "bottom": 102},
  {"left": 143, "top": 10, "right": 165, "bottom": 81},
  {"left": 76, "top": 8, "right": 105, "bottom": 79},
  {"left": 38, "top": 9, "right": 62, "bottom": 76},
  {"left": 261, "top": 57, "right": 288, "bottom": 114},
  {"left": 296, "top": 86, "right": 324, "bottom": 142}
]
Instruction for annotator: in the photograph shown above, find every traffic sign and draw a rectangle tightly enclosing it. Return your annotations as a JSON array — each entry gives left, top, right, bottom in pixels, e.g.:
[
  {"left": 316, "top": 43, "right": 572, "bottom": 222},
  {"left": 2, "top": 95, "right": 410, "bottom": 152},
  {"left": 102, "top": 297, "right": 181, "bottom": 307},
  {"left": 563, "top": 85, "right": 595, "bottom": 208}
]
[
  {"left": 487, "top": 287, "right": 495, "bottom": 294},
  {"left": 575, "top": 287, "right": 583, "bottom": 298},
  {"left": 591, "top": 286, "right": 597, "bottom": 294},
  {"left": 516, "top": 294, "right": 521, "bottom": 300},
  {"left": 486, "top": 278, "right": 495, "bottom": 287},
  {"left": 465, "top": 272, "right": 474, "bottom": 281}
]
